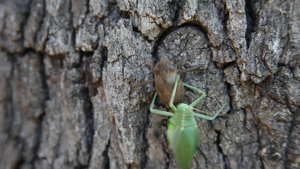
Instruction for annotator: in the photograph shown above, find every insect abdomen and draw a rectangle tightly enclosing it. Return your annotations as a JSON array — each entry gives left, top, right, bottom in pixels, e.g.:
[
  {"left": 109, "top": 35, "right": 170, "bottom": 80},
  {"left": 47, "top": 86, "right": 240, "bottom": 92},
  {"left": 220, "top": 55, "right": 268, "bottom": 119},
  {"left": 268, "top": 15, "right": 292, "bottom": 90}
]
[{"left": 167, "top": 124, "right": 199, "bottom": 169}]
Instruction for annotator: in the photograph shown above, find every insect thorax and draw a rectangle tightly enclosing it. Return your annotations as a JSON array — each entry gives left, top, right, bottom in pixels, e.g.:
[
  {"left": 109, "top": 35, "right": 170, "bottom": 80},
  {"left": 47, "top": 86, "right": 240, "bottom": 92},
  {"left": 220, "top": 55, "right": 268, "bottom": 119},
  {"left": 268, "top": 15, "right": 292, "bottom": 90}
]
[
  {"left": 176, "top": 103, "right": 193, "bottom": 115},
  {"left": 169, "top": 103, "right": 197, "bottom": 127}
]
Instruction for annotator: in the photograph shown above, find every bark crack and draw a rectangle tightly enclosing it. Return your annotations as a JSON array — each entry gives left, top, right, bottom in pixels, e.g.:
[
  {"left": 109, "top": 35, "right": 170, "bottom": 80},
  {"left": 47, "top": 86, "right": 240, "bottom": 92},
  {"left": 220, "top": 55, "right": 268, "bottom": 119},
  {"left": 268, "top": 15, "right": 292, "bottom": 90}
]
[
  {"left": 80, "top": 53, "right": 95, "bottom": 167},
  {"left": 284, "top": 107, "right": 299, "bottom": 169},
  {"left": 171, "top": 0, "right": 181, "bottom": 24},
  {"left": 30, "top": 53, "right": 49, "bottom": 168},
  {"left": 140, "top": 107, "right": 150, "bottom": 169},
  {"left": 216, "top": 130, "right": 227, "bottom": 169},
  {"left": 102, "top": 135, "right": 111, "bottom": 169},
  {"left": 20, "top": 0, "right": 33, "bottom": 51},
  {"left": 245, "top": 0, "right": 257, "bottom": 49}
]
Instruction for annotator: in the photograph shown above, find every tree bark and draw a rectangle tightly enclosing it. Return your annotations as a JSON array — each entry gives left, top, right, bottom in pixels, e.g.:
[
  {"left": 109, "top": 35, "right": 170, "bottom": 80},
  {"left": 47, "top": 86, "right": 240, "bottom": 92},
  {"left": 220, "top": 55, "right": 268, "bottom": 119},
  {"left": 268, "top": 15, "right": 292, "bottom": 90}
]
[{"left": 0, "top": 0, "right": 299, "bottom": 169}]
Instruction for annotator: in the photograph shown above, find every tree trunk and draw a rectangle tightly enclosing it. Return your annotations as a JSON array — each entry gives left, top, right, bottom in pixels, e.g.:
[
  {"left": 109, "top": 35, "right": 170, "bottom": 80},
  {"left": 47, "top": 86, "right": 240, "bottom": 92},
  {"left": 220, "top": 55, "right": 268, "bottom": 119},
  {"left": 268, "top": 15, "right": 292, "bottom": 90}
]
[{"left": 0, "top": 0, "right": 299, "bottom": 169}]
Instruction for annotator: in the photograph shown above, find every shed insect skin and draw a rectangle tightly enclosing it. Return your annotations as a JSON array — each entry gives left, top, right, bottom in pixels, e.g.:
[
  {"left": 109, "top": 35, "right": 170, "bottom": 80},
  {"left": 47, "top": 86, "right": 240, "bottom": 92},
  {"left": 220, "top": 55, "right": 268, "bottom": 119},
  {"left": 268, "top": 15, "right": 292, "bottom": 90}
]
[
  {"left": 152, "top": 57, "right": 185, "bottom": 107},
  {"left": 150, "top": 75, "right": 229, "bottom": 169},
  {"left": 131, "top": 57, "right": 186, "bottom": 107}
]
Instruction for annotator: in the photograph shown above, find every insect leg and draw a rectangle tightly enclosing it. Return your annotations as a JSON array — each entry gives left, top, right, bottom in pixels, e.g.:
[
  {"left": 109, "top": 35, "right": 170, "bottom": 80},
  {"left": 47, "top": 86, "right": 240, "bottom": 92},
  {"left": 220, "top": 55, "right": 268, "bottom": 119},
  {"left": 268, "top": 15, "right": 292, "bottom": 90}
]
[
  {"left": 150, "top": 92, "right": 174, "bottom": 116},
  {"left": 193, "top": 100, "right": 229, "bottom": 120},
  {"left": 169, "top": 75, "right": 180, "bottom": 112},
  {"left": 182, "top": 82, "right": 206, "bottom": 108}
]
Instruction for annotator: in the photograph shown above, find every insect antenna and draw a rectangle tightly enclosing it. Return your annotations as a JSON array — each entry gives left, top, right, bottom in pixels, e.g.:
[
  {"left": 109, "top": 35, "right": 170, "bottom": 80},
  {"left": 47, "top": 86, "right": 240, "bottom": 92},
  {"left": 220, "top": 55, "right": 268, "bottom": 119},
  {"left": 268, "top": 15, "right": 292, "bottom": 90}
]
[
  {"left": 177, "top": 65, "right": 204, "bottom": 75},
  {"left": 190, "top": 107, "right": 212, "bottom": 115},
  {"left": 191, "top": 106, "right": 230, "bottom": 118},
  {"left": 131, "top": 79, "right": 155, "bottom": 89}
]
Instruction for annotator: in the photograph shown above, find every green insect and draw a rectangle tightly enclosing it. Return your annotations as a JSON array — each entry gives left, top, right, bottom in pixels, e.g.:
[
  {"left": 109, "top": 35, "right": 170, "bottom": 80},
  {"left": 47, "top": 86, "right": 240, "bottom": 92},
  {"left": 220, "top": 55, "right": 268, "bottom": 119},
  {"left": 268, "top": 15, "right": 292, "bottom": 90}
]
[{"left": 150, "top": 74, "right": 228, "bottom": 169}]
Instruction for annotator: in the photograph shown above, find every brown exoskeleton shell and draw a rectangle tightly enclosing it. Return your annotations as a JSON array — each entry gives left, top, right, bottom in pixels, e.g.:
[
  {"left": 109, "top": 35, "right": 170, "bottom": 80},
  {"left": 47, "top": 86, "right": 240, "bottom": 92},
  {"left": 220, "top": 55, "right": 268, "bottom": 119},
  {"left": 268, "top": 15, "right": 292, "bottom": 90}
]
[{"left": 152, "top": 57, "right": 185, "bottom": 107}]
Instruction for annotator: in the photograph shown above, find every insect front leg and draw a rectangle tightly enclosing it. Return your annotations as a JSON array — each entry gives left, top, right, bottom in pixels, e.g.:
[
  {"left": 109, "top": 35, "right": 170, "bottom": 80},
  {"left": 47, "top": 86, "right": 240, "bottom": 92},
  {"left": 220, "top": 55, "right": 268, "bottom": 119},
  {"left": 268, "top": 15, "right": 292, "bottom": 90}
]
[
  {"left": 183, "top": 82, "right": 229, "bottom": 120},
  {"left": 150, "top": 92, "right": 174, "bottom": 116},
  {"left": 182, "top": 82, "right": 206, "bottom": 108},
  {"left": 169, "top": 75, "right": 180, "bottom": 112}
]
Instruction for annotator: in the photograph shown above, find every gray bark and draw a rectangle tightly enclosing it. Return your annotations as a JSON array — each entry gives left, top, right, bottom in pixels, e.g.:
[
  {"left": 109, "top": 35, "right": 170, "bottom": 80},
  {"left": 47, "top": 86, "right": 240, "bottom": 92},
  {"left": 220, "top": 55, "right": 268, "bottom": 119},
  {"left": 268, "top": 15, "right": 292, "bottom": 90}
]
[{"left": 0, "top": 0, "right": 299, "bottom": 169}]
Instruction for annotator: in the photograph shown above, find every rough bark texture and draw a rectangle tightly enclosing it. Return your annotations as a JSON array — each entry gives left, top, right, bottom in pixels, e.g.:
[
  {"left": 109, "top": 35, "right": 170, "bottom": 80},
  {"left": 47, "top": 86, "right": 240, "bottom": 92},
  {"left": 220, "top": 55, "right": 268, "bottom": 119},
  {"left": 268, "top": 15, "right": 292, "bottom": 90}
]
[{"left": 0, "top": 0, "right": 299, "bottom": 169}]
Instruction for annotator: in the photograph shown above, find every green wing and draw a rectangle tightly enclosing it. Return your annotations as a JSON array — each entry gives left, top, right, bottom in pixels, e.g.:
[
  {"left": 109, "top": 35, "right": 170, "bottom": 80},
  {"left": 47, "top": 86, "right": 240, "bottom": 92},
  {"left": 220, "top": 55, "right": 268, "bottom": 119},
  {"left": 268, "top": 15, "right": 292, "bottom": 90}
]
[{"left": 167, "top": 124, "right": 199, "bottom": 169}]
